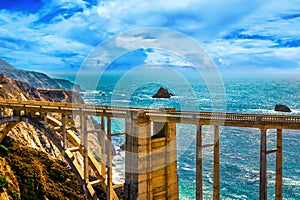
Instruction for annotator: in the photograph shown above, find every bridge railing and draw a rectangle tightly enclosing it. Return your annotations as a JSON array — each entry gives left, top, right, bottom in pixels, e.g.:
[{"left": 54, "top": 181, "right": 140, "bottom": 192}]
[{"left": 2, "top": 99, "right": 300, "bottom": 124}]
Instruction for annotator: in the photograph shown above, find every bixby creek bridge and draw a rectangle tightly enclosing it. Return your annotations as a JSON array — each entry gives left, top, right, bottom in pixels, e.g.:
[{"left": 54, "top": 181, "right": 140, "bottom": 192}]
[{"left": 1, "top": 100, "right": 300, "bottom": 199}]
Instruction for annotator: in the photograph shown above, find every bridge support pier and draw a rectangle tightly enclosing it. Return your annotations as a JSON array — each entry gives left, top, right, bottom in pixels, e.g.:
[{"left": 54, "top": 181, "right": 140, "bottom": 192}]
[
  {"left": 100, "top": 116, "right": 107, "bottom": 180},
  {"left": 275, "top": 129, "right": 282, "bottom": 200},
  {"left": 213, "top": 126, "right": 220, "bottom": 200},
  {"left": 124, "top": 110, "right": 179, "bottom": 200},
  {"left": 260, "top": 128, "right": 267, "bottom": 200},
  {"left": 62, "top": 114, "right": 67, "bottom": 153},
  {"left": 196, "top": 125, "right": 220, "bottom": 200},
  {"left": 196, "top": 124, "right": 203, "bottom": 200},
  {"left": 260, "top": 128, "right": 283, "bottom": 200},
  {"left": 107, "top": 117, "right": 113, "bottom": 200},
  {"left": 80, "top": 115, "right": 89, "bottom": 187}
]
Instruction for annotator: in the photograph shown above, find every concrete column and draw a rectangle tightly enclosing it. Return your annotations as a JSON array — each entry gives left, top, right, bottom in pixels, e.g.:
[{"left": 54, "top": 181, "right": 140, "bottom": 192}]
[
  {"left": 43, "top": 113, "right": 47, "bottom": 124},
  {"left": 213, "top": 125, "right": 220, "bottom": 200},
  {"left": 107, "top": 117, "right": 113, "bottom": 200},
  {"left": 260, "top": 128, "right": 267, "bottom": 200},
  {"left": 81, "top": 114, "right": 89, "bottom": 184},
  {"left": 196, "top": 124, "right": 203, "bottom": 200},
  {"left": 124, "top": 110, "right": 151, "bottom": 200},
  {"left": 62, "top": 114, "right": 67, "bottom": 152},
  {"left": 275, "top": 129, "right": 282, "bottom": 200},
  {"left": 100, "top": 116, "right": 106, "bottom": 178},
  {"left": 124, "top": 110, "right": 178, "bottom": 200}
]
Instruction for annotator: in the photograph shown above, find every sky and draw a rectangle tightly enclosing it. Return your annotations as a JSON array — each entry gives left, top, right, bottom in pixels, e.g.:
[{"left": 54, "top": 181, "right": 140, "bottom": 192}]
[{"left": 0, "top": 0, "right": 300, "bottom": 75}]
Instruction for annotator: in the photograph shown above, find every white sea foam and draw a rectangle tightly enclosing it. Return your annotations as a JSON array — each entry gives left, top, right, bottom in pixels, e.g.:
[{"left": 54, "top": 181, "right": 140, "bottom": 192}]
[
  {"left": 111, "top": 99, "right": 130, "bottom": 103},
  {"left": 283, "top": 177, "right": 300, "bottom": 186}
]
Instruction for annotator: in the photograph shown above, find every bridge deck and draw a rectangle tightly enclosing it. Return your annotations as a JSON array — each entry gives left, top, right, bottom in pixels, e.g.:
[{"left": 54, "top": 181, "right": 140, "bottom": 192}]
[{"left": 1, "top": 99, "right": 300, "bottom": 129}]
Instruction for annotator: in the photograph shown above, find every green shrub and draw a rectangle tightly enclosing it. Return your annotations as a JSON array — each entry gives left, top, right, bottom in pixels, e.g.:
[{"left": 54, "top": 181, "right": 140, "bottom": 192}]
[
  {"left": 0, "top": 144, "right": 8, "bottom": 156},
  {"left": 0, "top": 175, "right": 8, "bottom": 193}
]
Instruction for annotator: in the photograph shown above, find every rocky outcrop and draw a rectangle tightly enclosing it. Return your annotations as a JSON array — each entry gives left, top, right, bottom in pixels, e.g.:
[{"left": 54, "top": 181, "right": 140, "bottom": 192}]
[
  {"left": 274, "top": 104, "right": 291, "bottom": 112},
  {"left": 152, "top": 87, "right": 173, "bottom": 98},
  {"left": 0, "top": 74, "right": 82, "bottom": 103}
]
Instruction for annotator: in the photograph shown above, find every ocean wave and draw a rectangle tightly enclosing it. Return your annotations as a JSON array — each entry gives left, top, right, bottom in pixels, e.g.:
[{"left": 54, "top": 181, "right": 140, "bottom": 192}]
[
  {"left": 111, "top": 99, "right": 131, "bottom": 103},
  {"left": 283, "top": 177, "right": 300, "bottom": 186}
]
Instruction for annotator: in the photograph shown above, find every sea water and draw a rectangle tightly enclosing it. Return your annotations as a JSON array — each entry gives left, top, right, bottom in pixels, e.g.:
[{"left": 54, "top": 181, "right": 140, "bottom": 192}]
[{"left": 59, "top": 69, "right": 300, "bottom": 199}]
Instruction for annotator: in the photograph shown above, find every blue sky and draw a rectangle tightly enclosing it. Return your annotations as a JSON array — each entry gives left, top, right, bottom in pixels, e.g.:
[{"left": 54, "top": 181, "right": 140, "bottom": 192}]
[{"left": 0, "top": 0, "right": 300, "bottom": 75}]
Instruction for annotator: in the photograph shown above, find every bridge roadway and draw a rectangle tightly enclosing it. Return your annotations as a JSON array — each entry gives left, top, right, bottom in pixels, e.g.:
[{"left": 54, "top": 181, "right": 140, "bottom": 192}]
[
  {"left": 1, "top": 99, "right": 300, "bottom": 199},
  {"left": 1, "top": 99, "right": 300, "bottom": 128}
]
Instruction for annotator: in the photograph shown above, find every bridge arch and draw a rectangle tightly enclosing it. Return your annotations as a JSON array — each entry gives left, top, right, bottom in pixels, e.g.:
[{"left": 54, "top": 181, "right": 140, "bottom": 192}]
[{"left": 0, "top": 116, "right": 63, "bottom": 150}]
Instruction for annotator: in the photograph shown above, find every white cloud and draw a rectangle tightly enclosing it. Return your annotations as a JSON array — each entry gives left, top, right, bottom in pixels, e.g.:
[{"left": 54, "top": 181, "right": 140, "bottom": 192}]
[
  {"left": 0, "top": 1, "right": 96, "bottom": 70},
  {"left": 115, "top": 35, "right": 157, "bottom": 49},
  {"left": 144, "top": 50, "right": 192, "bottom": 67},
  {"left": 0, "top": 0, "right": 300, "bottom": 73},
  {"left": 95, "top": 0, "right": 267, "bottom": 39}
]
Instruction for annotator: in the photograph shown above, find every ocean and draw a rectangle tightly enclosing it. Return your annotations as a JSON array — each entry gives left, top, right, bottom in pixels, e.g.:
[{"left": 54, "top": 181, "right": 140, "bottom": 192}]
[{"left": 56, "top": 69, "right": 300, "bottom": 199}]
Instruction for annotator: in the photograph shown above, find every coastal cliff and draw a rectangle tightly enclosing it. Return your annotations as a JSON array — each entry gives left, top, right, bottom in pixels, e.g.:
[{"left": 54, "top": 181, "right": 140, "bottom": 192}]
[
  {"left": 0, "top": 73, "right": 89, "bottom": 199},
  {"left": 0, "top": 58, "right": 116, "bottom": 200},
  {"left": 0, "top": 58, "right": 80, "bottom": 91}
]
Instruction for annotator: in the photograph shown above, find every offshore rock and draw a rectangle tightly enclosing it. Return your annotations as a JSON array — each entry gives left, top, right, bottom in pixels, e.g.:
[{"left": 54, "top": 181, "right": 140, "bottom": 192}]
[
  {"left": 274, "top": 104, "right": 291, "bottom": 112},
  {"left": 152, "top": 87, "right": 173, "bottom": 98}
]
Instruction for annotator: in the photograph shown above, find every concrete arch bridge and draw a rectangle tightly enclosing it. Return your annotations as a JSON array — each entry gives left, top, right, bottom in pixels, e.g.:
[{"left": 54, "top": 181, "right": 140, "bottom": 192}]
[{"left": 1, "top": 99, "right": 300, "bottom": 200}]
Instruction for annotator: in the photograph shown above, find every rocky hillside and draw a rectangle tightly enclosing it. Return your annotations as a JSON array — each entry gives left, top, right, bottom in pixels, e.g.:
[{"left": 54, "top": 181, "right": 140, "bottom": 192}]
[
  {"left": 0, "top": 74, "right": 83, "bottom": 103},
  {"left": 0, "top": 137, "right": 86, "bottom": 200},
  {"left": 0, "top": 74, "right": 87, "bottom": 199},
  {"left": 0, "top": 58, "right": 80, "bottom": 90}
]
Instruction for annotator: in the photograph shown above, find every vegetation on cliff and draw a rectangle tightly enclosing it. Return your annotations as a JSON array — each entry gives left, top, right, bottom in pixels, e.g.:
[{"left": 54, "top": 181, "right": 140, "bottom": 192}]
[{"left": 0, "top": 136, "right": 86, "bottom": 200}]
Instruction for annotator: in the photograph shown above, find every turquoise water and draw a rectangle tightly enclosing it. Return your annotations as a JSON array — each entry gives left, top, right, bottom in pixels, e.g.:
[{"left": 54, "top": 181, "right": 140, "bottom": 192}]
[{"left": 59, "top": 70, "right": 300, "bottom": 199}]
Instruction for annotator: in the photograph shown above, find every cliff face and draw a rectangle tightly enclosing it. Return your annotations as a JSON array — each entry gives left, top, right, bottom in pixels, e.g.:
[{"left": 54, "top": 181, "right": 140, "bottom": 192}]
[
  {"left": 0, "top": 58, "right": 80, "bottom": 90},
  {"left": 0, "top": 137, "right": 86, "bottom": 200},
  {"left": 0, "top": 74, "right": 88, "bottom": 199},
  {"left": 0, "top": 74, "right": 83, "bottom": 103}
]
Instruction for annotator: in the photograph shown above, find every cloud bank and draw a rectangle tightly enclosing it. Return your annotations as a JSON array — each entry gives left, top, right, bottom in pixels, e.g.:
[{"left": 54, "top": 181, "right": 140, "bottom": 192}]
[{"left": 0, "top": 0, "right": 299, "bottom": 73}]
